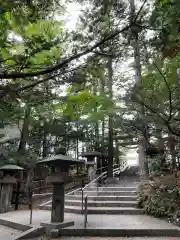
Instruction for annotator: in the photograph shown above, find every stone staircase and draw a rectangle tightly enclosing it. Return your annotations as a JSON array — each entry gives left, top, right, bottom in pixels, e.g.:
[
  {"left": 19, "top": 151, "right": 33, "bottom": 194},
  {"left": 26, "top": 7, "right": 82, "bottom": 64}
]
[
  {"left": 40, "top": 180, "right": 143, "bottom": 215},
  {"left": 37, "top": 176, "right": 180, "bottom": 238}
]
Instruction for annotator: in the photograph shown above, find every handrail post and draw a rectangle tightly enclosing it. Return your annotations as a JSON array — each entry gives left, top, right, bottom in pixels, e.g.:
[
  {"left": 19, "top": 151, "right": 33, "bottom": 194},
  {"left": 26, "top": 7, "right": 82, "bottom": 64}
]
[
  {"left": 97, "top": 179, "right": 99, "bottom": 196},
  {"left": 84, "top": 194, "right": 88, "bottom": 228},
  {"left": 81, "top": 188, "right": 84, "bottom": 214}
]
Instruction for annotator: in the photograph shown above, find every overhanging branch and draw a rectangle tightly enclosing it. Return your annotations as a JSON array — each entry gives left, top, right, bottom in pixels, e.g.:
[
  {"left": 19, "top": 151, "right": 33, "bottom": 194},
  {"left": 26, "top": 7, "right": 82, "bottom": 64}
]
[
  {"left": 0, "top": 25, "right": 130, "bottom": 80},
  {"left": 153, "top": 62, "right": 173, "bottom": 122}
]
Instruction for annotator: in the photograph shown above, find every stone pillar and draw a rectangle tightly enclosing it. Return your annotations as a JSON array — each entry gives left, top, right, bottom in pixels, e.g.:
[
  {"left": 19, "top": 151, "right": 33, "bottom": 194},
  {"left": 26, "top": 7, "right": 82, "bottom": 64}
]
[
  {"left": 88, "top": 165, "right": 95, "bottom": 181},
  {"left": 51, "top": 182, "right": 64, "bottom": 223},
  {"left": 0, "top": 176, "right": 17, "bottom": 213},
  {"left": 41, "top": 169, "right": 74, "bottom": 234},
  {"left": 138, "top": 136, "right": 148, "bottom": 180},
  {"left": 86, "top": 156, "right": 95, "bottom": 182},
  {"left": 46, "top": 169, "right": 69, "bottom": 224}
]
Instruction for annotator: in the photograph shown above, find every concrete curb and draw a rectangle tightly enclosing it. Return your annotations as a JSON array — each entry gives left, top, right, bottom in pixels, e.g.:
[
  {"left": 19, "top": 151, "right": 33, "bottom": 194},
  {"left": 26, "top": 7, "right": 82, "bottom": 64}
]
[
  {"left": 14, "top": 226, "right": 45, "bottom": 240},
  {"left": 0, "top": 218, "right": 45, "bottom": 239},
  {"left": 41, "top": 220, "right": 74, "bottom": 235},
  {"left": 0, "top": 219, "right": 31, "bottom": 231},
  {"left": 58, "top": 228, "right": 180, "bottom": 237}
]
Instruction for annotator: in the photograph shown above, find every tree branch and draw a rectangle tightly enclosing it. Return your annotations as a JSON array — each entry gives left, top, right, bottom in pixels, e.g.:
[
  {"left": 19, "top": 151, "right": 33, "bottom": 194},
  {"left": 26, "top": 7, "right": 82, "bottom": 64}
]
[
  {"left": 136, "top": 92, "right": 180, "bottom": 137},
  {"left": 133, "top": 0, "right": 147, "bottom": 23},
  {"left": 0, "top": 64, "right": 85, "bottom": 99},
  {"left": 0, "top": 25, "right": 130, "bottom": 79},
  {"left": 92, "top": 51, "right": 121, "bottom": 58},
  {"left": 153, "top": 62, "right": 173, "bottom": 122}
]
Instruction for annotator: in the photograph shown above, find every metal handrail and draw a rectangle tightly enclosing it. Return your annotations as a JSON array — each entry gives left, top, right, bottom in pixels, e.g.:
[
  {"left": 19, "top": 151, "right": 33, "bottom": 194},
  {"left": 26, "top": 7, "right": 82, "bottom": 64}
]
[
  {"left": 120, "top": 162, "right": 128, "bottom": 171},
  {"left": 81, "top": 171, "right": 107, "bottom": 213},
  {"left": 81, "top": 165, "right": 120, "bottom": 213},
  {"left": 96, "top": 164, "right": 119, "bottom": 173},
  {"left": 66, "top": 165, "right": 121, "bottom": 200},
  {"left": 84, "top": 194, "right": 88, "bottom": 228}
]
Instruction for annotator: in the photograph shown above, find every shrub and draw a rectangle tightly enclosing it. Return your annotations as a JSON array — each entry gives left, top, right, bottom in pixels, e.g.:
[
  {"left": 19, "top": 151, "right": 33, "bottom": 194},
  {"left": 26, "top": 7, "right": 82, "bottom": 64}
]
[{"left": 138, "top": 175, "right": 180, "bottom": 219}]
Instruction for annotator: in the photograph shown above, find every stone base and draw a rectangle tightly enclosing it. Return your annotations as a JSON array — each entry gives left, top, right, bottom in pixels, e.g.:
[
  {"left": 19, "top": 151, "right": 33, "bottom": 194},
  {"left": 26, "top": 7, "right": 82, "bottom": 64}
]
[
  {"left": 40, "top": 220, "right": 74, "bottom": 235},
  {"left": 90, "top": 182, "right": 97, "bottom": 187},
  {"left": 105, "top": 177, "right": 119, "bottom": 185}
]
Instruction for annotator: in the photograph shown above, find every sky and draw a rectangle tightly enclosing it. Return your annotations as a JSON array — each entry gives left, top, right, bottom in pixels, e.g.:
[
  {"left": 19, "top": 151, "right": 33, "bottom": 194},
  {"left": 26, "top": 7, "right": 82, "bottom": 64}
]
[
  {"left": 57, "top": 1, "right": 139, "bottom": 165},
  {"left": 0, "top": 125, "right": 20, "bottom": 143}
]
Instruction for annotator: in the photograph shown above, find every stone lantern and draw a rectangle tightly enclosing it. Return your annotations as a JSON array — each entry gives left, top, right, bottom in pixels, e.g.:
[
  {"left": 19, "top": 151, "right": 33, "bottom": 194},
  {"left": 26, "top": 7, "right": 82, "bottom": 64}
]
[
  {"left": 37, "top": 151, "right": 84, "bottom": 232},
  {"left": 0, "top": 164, "right": 24, "bottom": 213},
  {"left": 81, "top": 151, "right": 101, "bottom": 182}
]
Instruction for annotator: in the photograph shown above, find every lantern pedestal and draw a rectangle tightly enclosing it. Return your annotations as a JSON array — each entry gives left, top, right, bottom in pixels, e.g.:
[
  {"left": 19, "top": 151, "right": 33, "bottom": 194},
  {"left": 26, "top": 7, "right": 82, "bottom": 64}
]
[
  {"left": 105, "top": 177, "right": 119, "bottom": 185},
  {"left": 51, "top": 182, "right": 64, "bottom": 223},
  {"left": 81, "top": 152, "right": 101, "bottom": 183},
  {"left": 0, "top": 164, "right": 24, "bottom": 213},
  {"left": 37, "top": 152, "right": 84, "bottom": 236},
  {"left": 40, "top": 174, "right": 74, "bottom": 233},
  {"left": 41, "top": 220, "right": 74, "bottom": 236},
  {"left": 87, "top": 163, "right": 96, "bottom": 182},
  {"left": 0, "top": 176, "right": 17, "bottom": 213}
]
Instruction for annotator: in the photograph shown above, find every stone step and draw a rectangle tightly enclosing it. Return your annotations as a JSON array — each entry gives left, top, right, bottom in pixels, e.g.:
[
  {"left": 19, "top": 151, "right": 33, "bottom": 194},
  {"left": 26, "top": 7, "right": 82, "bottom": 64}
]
[
  {"left": 85, "top": 187, "right": 138, "bottom": 191},
  {"left": 65, "top": 200, "right": 137, "bottom": 207},
  {"left": 74, "top": 190, "right": 137, "bottom": 196},
  {"left": 57, "top": 229, "right": 180, "bottom": 237},
  {"left": 40, "top": 205, "right": 143, "bottom": 214},
  {"left": 52, "top": 237, "right": 179, "bottom": 239},
  {"left": 65, "top": 195, "right": 137, "bottom": 201},
  {"left": 65, "top": 206, "right": 143, "bottom": 214}
]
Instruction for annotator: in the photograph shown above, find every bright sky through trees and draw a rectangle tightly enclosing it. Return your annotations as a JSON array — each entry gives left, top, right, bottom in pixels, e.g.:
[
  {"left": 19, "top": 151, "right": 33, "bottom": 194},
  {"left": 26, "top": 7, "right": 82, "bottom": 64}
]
[{"left": 61, "top": 1, "right": 138, "bottom": 165}]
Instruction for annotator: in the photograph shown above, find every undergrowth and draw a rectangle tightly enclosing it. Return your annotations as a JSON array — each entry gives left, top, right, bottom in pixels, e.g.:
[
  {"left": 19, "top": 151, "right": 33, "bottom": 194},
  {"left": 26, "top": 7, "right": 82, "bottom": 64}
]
[{"left": 138, "top": 174, "right": 180, "bottom": 225}]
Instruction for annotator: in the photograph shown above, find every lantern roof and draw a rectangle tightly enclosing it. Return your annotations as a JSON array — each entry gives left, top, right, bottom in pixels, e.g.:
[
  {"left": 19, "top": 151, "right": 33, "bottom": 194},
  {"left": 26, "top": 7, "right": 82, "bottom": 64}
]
[
  {"left": 80, "top": 151, "right": 101, "bottom": 157},
  {"left": 0, "top": 164, "right": 24, "bottom": 170},
  {"left": 37, "top": 154, "right": 84, "bottom": 166}
]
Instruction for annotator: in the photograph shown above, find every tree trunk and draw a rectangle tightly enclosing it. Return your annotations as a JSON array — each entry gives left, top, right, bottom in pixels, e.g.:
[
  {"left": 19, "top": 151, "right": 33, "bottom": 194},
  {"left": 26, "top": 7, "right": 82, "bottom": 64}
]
[
  {"left": 171, "top": 148, "right": 177, "bottom": 170},
  {"left": 76, "top": 123, "right": 79, "bottom": 158},
  {"left": 168, "top": 134, "right": 177, "bottom": 170},
  {"left": 100, "top": 74, "right": 106, "bottom": 175},
  {"left": 115, "top": 135, "right": 120, "bottom": 165},
  {"left": 107, "top": 57, "right": 114, "bottom": 178},
  {"left": 18, "top": 104, "right": 31, "bottom": 154},
  {"left": 99, "top": 67, "right": 106, "bottom": 154},
  {"left": 93, "top": 83, "right": 100, "bottom": 151},
  {"left": 157, "top": 128, "right": 166, "bottom": 168},
  {"left": 130, "top": 0, "right": 147, "bottom": 180},
  {"left": 42, "top": 121, "right": 48, "bottom": 158}
]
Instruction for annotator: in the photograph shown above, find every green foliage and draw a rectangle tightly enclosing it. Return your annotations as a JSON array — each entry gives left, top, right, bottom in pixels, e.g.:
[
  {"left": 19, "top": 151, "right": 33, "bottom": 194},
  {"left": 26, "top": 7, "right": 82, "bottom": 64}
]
[
  {"left": 138, "top": 178, "right": 180, "bottom": 218},
  {"left": 139, "top": 53, "right": 180, "bottom": 129},
  {"left": 0, "top": 150, "right": 38, "bottom": 167},
  {"left": 144, "top": 195, "right": 169, "bottom": 217},
  {"left": 148, "top": 156, "right": 165, "bottom": 176},
  {"left": 151, "top": 0, "right": 180, "bottom": 50},
  {"left": 2, "top": 17, "right": 64, "bottom": 70},
  {"left": 55, "top": 87, "right": 113, "bottom": 121}
]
